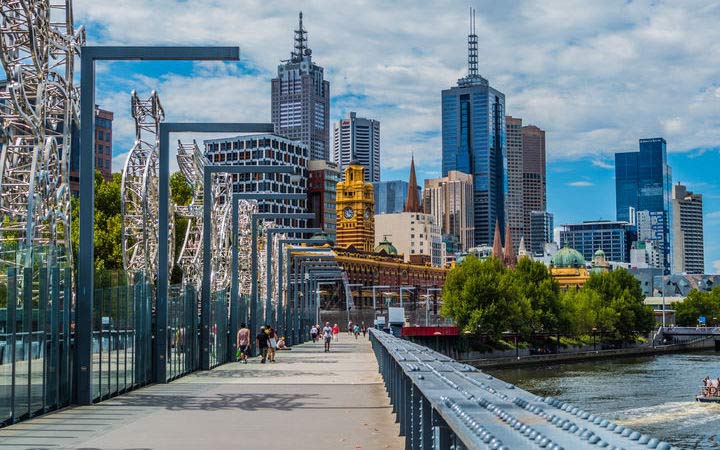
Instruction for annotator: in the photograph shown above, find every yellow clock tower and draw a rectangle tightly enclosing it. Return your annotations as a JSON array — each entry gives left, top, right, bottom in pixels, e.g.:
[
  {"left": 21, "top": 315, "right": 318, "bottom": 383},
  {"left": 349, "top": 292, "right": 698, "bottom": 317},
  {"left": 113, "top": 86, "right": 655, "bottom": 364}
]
[{"left": 336, "top": 161, "right": 375, "bottom": 251}]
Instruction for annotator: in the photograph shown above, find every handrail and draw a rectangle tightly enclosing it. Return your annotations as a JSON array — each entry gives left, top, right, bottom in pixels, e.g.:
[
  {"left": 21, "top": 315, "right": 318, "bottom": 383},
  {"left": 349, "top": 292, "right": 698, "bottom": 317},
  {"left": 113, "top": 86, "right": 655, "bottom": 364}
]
[{"left": 369, "top": 328, "right": 675, "bottom": 450}]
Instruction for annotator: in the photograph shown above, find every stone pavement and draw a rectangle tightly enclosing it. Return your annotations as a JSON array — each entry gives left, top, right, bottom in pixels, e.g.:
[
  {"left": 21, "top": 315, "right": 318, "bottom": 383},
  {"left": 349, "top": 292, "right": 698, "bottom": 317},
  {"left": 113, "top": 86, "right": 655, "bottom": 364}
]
[{"left": 0, "top": 334, "right": 404, "bottom": 450}]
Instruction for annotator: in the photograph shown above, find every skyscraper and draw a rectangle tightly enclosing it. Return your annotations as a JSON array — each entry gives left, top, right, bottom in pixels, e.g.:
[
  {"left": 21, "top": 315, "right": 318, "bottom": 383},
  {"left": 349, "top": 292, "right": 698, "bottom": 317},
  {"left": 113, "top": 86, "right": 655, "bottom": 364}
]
[
  {"left": 505, "top": 116, "right": 523, "bottom": 252},
  {"left": 615, "top": 138, "right": 672, "bottom": 272},
  {"left": 373, "top": 180, "right": 410, "bottom": 215},
  {"left": 271, "top": 12, "right": 330, "bottom": 161},
  {"left": 71, "top": 106, "right": 113, "bottom": 195},
  {"left": 522, "top": 124, "right": 547, "bottom": 238},
  {"left": 423, "top": 171, "right": 475, "bottom": 253},
  {"left": 307, "top": 160, "right": 339, "bottom": 242},
  {"left": 671, "top": 183, "right": 704, "bottom": 274},
  {"left": 442, "top": 9, "right": 506, "bottom": 247},
  {"left": 529, "top": 211, "right": 553, "bottom": 257},
  {"left": 332, "top": 111, "right": 380, "bottom": 182}
]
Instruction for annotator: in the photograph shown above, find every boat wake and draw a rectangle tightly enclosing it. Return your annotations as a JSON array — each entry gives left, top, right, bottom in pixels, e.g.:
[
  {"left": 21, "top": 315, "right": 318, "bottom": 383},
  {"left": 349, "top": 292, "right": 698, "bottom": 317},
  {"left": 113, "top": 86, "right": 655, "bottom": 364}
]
[{"left": 615, "top": 401, "right": 720, "bottom": 428}]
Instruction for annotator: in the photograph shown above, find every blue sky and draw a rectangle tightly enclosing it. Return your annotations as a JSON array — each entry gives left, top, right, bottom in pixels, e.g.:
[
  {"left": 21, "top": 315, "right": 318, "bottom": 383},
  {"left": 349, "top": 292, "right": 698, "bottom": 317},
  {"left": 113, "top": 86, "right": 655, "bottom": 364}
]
[{"left": 75, "top": 0, "right": 720, "bottom": 273}]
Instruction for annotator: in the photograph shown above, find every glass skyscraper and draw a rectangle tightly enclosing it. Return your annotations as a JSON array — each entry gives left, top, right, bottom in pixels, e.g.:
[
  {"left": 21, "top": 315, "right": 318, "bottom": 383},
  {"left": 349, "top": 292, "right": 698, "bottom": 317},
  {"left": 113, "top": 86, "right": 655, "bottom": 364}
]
[
  {"left": 374, "top": 180, "right": 410, "bottom": 215},
  {"left": 615, "top": 137, "right": 673, "bottom": 272},
  {"left": 441, "top": 16, "right": 506, "bottom": 246}
]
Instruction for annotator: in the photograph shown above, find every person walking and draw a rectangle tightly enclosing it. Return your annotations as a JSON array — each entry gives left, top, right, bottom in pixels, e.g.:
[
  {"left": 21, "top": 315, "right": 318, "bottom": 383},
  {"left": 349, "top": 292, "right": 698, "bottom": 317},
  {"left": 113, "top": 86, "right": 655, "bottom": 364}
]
[
  {"left": 347, "top": 321, "right": 353, "bottom": 335},
  {"left": 236, "top": 322, "right": 250, "bottom": 364},
  {"left": 310, "top": 325, "right": 318, "bottom": 343},
  {"left": 267, "top": 326, "right": 278, "bottom": 363},
  {"left": 256, "top": 326, "right": 269, "bottom": 363},
  {"left": 361, "top": 321, "right": 367, "bottom": 338},
  {"left": 332, "top": 323, "right": 340, "bottom": 342},
  {"left": 353, "top": 323, "right": 360, "bottom": 340},
  {"left": 323, "top": 322, "right": 333, "bottom": 352}
]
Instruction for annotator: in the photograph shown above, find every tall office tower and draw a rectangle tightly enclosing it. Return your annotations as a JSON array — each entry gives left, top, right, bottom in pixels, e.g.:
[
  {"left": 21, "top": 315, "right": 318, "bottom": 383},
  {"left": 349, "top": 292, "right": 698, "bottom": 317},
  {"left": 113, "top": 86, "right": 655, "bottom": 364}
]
[
  {"left": 505, "top": 116, "right": 523, "bottom": 252},
  {"left": 423, "top": 171, "right": 475, "bottom": 253},
  {"left": 332, "top": 111, "right": 380, "bottom": 182},
  {"left": 374, "top": 180, "right": 410, "bottom": 214},
  {"left": 203, "top": 134, "right": 308, "bottom": 228},
  {"left": 308, "top": 160, "right": 339, "bottom": 242},
  {"left": 271, "top": 12, "right": 330, "bottom": 161},
  {"left": 529, "top": 211, "right": 553, "bottom": 257},
  {"left": 671, "top": 183, "right": 704, "bottom": 274},
  {"left": 442, "top": 9, "right": 506, "bottom": 247},
  {"left": 522, "top": 125, "right": 547, "bottom": 244},
  {"left": 615, "top": 138, "right": 672, "bottom": 272},
  {"left": 70, "top": 106, "right": 113, "bottom": 195}
]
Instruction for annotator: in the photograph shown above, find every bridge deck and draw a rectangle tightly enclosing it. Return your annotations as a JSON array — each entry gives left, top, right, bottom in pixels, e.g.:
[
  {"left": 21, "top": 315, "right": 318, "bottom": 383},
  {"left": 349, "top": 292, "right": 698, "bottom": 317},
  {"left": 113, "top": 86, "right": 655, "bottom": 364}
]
[{"left": 0, "top": 336, "right": 403, "bottom": 450}]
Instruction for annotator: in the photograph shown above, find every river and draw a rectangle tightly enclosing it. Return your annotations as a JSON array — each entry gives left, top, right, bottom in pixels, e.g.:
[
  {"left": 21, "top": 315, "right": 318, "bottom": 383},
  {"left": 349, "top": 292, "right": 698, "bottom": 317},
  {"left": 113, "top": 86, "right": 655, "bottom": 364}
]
[{"left": 487, "top": 351, "right": 720, "bottom": 449}]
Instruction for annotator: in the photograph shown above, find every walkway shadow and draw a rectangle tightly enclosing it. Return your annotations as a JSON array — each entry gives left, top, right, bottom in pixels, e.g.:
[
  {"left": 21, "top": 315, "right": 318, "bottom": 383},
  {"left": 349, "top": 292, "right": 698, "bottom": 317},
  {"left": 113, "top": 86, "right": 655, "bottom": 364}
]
[
  {"left": 192, "top": 369, "right": 338, "bottom": 379},
  {"left": 110, "top": 392, "right": 323, "bottom": 412}
]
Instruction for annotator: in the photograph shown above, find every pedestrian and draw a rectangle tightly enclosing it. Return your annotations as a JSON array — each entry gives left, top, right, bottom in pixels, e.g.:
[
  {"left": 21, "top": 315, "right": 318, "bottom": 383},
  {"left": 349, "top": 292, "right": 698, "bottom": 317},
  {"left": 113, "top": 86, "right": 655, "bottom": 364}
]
[
  {"left": 256, "top": 326, "right": 269, "bottom": 363},
  {"left": 277, "top": 336, "right": 291, "bottom": 350},
  {"left": 267, "top": 326, "right": 278, "bottom": 363},
  {"left": 332, "top": 323, "right": 340, "bottom": 341},
  {"left": 353, "top": 324, "right": 360, "bottom": 339},
  {"left": 348, "top": 320, "right": 353, "bottom": 335},
  {"left": 310, "top": 325, "right": 318, "bottom": 343},
  {"left": 323, "top": 322, "right": 333, "bottom": 352},
  {"left": 236, "top": 322, "right": 250, "bottom": 364},
  {"left": 361, "top": 321, "right": 366, "bottom": 337}
]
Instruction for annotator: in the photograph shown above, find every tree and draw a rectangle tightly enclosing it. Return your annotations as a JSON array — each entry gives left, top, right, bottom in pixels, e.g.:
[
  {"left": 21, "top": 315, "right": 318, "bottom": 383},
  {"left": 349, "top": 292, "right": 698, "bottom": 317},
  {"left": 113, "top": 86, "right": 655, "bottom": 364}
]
[
  {"left": 674, "top": 288, "right": 720, "bottom": 326},
  {"left": 441, "top": 256, "right": 531, "bottom": 339},
  {"left": 170, "top": 171, "right": 193, "bottom": 284},
  {"left": 512, "top": 258, "right": 563, "bottom": 334}
]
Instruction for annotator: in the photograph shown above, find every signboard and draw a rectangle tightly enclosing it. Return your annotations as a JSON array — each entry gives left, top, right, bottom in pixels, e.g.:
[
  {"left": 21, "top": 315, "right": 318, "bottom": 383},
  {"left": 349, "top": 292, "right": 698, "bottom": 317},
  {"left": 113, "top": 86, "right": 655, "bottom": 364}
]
[
  {"left": 699, "top": 316, "right": 706, "bottom": 325},
  {"left": 388, "top": 307, "right": 405, "bottom": 325}
]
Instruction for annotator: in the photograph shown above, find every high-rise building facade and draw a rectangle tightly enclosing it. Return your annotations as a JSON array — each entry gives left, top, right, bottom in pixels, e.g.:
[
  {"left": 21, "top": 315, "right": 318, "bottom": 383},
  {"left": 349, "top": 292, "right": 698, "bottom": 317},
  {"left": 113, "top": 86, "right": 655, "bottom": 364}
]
[
  {"left": 423, "top": 170, "right": 474, "bottom": 253},
  {"left": 307, "top": 160, "right": 339, "bottom": 242},
  {"left": 375, "top": 213, "right": 445, "bottom": 267},
  {"left": 615, "top": 138, "right": 672, "bottom": 272},
  {"left": 271, "top": 12, "right": 330, "bottom": 161},
  {"left": 203, "top": 134, "right": 308, "bottom": 228},
  {"left": 522, "top": 125, "right": 547, "bottom": 239},
  {"left": 374, "top": 180, "right": 411, "bottom": 215},
  {"left": 505, "top": 116, "right": 523, "bottom": 252},
  {"left": 71, "top": 107, "right": 113, "bottom": 195},
  {"left": 529, "top": 211, "right": 553, "bottom": 257},
  {"left": 336, "top": 162, "right": 375, "bottom": 252},
  {"left": 560, "top": 220, "right": 636, "bottom": 263},
  {"left": 441, "top": 14, "right": 506, "bottom": 247},
  {"left": 332, "top": 111, "right": 380, "bottom": 182},
  {"left": 671, "top": 183, "right": 704, "bottom": 274}
]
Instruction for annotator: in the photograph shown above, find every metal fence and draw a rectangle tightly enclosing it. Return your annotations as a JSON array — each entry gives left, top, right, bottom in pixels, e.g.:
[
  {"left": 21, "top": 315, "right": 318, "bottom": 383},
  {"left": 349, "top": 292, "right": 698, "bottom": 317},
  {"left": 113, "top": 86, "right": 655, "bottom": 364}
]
[{"left": 369, "top": 328, "right": 676, "bottom": 450}]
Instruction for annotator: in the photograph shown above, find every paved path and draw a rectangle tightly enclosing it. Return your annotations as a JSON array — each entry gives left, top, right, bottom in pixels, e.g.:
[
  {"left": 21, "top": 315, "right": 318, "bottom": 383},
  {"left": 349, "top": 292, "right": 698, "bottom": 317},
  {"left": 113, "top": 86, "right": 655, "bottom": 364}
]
[{"left": 0, "top": 335, "right": 404, "bottom": 450}]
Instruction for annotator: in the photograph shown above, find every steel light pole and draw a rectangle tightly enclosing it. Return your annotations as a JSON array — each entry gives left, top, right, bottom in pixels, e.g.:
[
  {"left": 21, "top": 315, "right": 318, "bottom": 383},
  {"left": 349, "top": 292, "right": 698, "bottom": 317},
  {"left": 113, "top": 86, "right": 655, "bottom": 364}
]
[
  {"left": 399, "top": 286, "right": 416, "bottom": 308},
  {"left": 424, "top": 288, "right": 442, "bottom": 326}
]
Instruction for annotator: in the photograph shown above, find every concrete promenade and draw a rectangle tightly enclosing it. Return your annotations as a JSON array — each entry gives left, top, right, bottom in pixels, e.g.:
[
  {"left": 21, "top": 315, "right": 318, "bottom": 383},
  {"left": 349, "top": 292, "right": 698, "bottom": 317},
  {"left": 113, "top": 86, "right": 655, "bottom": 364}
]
[{"left": 0, "top": 335, "right": 404, "bottom": 450}]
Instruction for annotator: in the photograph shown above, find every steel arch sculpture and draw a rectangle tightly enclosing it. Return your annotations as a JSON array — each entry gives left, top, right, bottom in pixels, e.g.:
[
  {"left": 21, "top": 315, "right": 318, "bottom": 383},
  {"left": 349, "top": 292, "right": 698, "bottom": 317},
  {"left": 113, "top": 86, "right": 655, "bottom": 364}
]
[{"left": 0, "top": 0, "right": 83, "bottom": 267}]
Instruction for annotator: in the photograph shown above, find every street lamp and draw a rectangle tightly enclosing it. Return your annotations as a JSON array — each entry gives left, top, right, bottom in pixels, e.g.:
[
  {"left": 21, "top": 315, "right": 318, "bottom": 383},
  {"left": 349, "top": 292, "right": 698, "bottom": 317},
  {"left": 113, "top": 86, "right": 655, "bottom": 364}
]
[{"left": 399, "top": 286, "right": 415, "bottom": 308}]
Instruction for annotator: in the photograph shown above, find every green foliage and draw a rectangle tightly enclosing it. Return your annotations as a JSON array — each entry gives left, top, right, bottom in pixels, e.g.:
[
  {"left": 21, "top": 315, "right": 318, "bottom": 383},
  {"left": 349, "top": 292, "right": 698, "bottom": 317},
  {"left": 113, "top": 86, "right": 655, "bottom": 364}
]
[
  {"left": 674, "top": 287, "right": 720, "bottom": 326},
  {"left": 170, "top": 171, "right": 193, "bottom": 206},
  {"left": 441, "top": 257, "right": 654, "bottom": 344}
]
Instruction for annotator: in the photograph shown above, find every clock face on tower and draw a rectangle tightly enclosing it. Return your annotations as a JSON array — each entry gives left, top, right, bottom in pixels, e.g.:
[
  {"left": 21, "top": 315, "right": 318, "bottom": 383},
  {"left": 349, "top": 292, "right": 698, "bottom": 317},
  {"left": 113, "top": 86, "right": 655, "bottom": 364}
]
[
  {"left": 343, "top": 207, "right": 354, "bottom": 219},
  {"left": 364, "top": 208, "right": 371, "bottom": 219}
]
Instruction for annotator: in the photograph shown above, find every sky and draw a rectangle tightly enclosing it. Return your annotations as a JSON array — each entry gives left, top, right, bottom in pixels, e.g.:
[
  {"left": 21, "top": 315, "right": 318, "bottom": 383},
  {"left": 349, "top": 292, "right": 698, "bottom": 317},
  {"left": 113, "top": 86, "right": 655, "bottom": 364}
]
[{"left": 74, "top": 0, "right": 720, "bottom": 273}]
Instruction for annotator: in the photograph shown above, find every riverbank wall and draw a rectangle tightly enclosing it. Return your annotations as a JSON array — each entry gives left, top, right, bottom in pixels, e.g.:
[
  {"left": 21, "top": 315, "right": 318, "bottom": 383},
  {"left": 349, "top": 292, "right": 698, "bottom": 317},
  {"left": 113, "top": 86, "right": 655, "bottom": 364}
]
[{"left": 409, "top": 335, "right": 720, "bottom": 369}]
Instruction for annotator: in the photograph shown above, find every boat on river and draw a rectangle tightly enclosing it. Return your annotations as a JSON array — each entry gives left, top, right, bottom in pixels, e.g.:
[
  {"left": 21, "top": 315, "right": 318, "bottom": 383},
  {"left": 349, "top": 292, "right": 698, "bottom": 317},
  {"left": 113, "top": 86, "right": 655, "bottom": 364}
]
[{"left": 696, "top": 386, "right": 720, "bottom": 402}]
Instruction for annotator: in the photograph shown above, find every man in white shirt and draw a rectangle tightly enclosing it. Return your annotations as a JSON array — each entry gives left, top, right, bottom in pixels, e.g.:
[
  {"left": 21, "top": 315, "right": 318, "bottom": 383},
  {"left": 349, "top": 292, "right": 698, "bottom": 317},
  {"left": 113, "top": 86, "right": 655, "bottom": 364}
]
[{"left": 323, "top": 322, "right": 333, "bottom": 352}]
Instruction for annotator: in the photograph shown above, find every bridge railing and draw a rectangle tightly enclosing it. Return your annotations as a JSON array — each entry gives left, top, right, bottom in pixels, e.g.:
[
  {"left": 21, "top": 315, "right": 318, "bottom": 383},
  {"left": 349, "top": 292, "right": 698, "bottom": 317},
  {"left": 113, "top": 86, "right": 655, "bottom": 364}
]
[{"left": 369, "top": 328, "right": 676, "bottom": 450}]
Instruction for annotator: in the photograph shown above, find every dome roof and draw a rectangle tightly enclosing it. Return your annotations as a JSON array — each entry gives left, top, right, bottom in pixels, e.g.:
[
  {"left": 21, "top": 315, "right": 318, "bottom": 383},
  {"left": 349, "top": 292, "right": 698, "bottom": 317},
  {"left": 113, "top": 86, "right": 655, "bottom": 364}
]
[
  {"left": 550, "top": 245, "right": 586, "bottom": 268},
  {"left": 594, "top": 249, "right": 606, "bottom": 257},
  {"left": 309, "top": 231, "right": 334, "bottom": 247},
  {"left": 374, "top": 238, "right": 397, "bottom": 255}
]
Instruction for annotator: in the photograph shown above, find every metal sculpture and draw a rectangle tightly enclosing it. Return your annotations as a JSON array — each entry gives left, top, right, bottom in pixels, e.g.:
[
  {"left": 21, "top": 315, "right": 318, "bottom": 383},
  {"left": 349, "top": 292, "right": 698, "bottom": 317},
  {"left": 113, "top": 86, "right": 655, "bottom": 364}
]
[
  {"left": 0, "top": 0, "right": 84, "bottom": 267},
  {"left": 121, "top": 91, "right": 173, "bottom": 280}
]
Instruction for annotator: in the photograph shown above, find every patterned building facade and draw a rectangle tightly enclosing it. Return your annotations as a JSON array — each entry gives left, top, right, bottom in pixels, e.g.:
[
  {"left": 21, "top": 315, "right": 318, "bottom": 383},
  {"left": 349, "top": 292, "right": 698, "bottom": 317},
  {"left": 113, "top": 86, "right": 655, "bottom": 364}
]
[{"left": 336, "top": 162, "right": 374, "bottom": 251}]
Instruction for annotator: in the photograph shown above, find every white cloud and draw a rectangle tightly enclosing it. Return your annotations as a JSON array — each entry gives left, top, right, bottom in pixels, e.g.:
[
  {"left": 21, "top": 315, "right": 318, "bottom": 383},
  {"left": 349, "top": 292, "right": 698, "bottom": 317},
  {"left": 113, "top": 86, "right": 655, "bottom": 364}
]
[
  {"left": 706, "top": 211, "right": 720, "bottom": 219},
  {"left": 591, "top": 159, "right": 614, "bottom": 170},
  {"left": 567, "top": 181, "right": 594, "bottom": 187},
  {"left": 73, "top": 0, "right": 720, "bottom": 173},
  {"left": 713, "top": 260, "right": 720, "bottom": 274}
]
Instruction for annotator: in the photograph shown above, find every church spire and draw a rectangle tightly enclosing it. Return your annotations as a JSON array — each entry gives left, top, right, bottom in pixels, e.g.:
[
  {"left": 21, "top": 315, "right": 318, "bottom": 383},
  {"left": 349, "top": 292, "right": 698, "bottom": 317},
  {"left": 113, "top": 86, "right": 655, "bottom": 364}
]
[
  {"left": 492, "top": 219, "right": 504, "bottom": 260},
  {"left": 404, "top": 154, "right": 422, "bottom": 213},
  {"left": 504, "top": 222, "right": 516, "bottom": 267}
]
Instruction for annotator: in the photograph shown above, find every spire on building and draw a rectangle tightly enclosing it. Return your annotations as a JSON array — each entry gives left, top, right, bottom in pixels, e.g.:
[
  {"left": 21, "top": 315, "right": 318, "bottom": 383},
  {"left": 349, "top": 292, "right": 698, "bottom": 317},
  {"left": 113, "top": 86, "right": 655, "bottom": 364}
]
[
  {"left": 504, "top": 222, "right": 516, "bottom": 267},
  {"left": 291, "top": 11, "right": 310, "bottom": 62},
  {"left": 468, "top": 7, "right": 478, "bottom": 77},
  {"left": 492, "top": 219, "right": 504, "bottom": 260},
  {"left": 404, "top": 154, "right": 422, "bottom": 213},
  {"left": 518, "top": 237, "right": 530, "bottom": 260}
]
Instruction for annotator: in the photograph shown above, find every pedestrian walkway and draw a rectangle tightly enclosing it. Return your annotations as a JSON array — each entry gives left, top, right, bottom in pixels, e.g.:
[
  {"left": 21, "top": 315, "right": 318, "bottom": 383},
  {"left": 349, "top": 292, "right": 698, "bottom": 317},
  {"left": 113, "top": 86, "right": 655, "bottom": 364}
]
[{"left": 0, "top": 336, "right": 404, "bottom": 450}]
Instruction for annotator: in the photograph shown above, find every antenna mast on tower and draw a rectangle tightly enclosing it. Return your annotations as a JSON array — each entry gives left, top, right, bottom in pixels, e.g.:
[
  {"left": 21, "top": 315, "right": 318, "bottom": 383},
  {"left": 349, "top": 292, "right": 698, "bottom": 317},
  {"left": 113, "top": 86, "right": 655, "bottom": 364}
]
[{"left": 468, "top": 7, "right": 478, "bottom": 77}]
